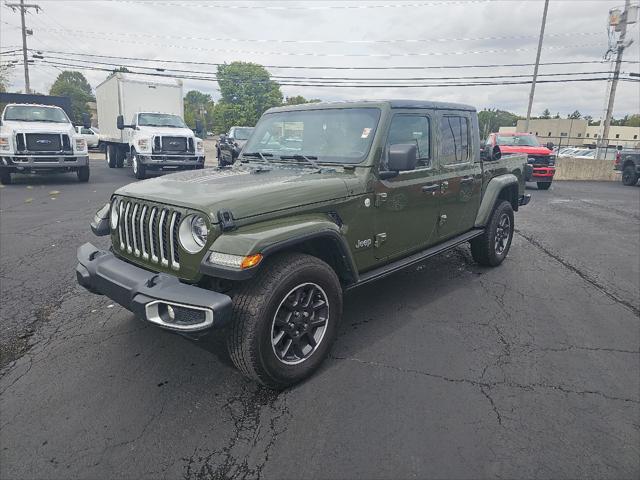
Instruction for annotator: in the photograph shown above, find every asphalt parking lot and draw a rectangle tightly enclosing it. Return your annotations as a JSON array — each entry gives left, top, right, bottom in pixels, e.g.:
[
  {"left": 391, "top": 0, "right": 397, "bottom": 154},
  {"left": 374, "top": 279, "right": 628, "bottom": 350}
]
[{"left": 1, "top": 157, "right": 638, "bottom": 479}]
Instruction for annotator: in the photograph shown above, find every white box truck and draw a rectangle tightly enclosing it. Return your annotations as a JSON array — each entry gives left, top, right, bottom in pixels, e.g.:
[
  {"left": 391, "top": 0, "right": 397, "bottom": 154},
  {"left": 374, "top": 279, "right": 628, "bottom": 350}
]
[{"left": 96, "top": 73, "right": 205, "bottom": 179}]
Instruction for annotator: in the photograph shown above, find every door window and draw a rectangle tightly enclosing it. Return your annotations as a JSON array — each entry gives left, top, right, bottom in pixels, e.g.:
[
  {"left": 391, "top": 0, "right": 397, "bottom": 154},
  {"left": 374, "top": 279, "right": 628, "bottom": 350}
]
[
  {"left": 386, "top": 115, "right": 431, "bottom": 168},
  {"left": 440, "top": 116, "right": 470, "bottom": 165}
]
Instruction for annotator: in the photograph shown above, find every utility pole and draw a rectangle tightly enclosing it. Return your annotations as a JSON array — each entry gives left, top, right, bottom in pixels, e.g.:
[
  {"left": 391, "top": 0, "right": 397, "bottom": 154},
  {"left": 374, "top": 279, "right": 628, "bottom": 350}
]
[
  {"left": 598, "top": 0, "right": 633, "bottom": 159},
  {"left": 524, "top": 0, "right": 549, "bottom": 132},
  {"left": 6, "top": 0, "right": 41, "bottom": 94}
]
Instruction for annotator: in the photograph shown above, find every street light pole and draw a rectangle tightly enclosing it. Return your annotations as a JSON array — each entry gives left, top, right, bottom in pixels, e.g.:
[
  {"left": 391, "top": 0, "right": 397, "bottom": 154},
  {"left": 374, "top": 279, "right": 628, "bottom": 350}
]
[{"left": 524, "top": 0, "right": 550, "bottom": 133}]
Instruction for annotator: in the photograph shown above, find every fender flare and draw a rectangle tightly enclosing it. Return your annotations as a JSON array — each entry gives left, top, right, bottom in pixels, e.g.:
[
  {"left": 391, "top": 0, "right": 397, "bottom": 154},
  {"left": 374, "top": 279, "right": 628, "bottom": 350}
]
[
  {"left": 474, "top": 174, "right": 518, "bottom": 227},
  {"left": 200, "top": 217, "right": 358, "bottom": 284}
]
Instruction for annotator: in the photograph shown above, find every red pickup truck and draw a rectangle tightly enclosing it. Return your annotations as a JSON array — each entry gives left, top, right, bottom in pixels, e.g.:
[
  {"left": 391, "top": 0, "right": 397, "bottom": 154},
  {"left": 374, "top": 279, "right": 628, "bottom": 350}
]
[{"left": 486, "top": 132, "right": 556, "bottom": 190}]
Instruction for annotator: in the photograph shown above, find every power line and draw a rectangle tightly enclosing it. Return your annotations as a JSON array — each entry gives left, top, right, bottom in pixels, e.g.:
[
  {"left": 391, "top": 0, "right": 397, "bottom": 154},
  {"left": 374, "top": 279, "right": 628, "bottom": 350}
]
[
  {"left": 35, "top": 59, "right": 635, "bottom": 88},
  {"left": 27, "top": 25, "right": 604, "bottom": 45},
  {"left": 30, "top": 48, "right": 639, "bottom": 71},
  {"left": 33, "top": 54, "right": 622, "bottom": 82},
  {"left": 18, "top": 28, "right": 605, "bottom": 57},
  {"left": 95, "top": 0, "right": 494, "bottom": 10}
]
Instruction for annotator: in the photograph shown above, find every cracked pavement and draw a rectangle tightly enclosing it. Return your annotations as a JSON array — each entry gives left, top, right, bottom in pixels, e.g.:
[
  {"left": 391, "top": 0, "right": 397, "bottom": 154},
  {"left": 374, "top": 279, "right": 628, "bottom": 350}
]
[{"left": 1, "top": 163, "right": 639, "bottom": 479}]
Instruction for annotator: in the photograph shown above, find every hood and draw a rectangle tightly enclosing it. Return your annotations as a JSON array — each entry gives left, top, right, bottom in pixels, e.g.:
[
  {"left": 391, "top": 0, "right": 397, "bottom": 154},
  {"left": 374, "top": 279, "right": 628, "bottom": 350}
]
[
  {"left": 137, "top": 126, "right": 195, "bottom": 137},
  {"left": 115, "top": 165, "right": 352, "bottom": 222},
  {"left": 499, "top": 145, "right": 552, "bottom": 156},
  {"left": 1, "top": 120, "right": 76, "bottom": 136}
]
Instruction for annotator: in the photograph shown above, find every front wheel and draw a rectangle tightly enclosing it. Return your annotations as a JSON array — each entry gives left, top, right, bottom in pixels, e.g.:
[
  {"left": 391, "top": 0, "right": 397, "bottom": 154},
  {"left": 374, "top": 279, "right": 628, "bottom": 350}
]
[
  {"left": 227, "top": 253, "right": 342, "bottom": 389},
  {"left": 471, "top": 200, "right": 514, "bottom": 267},
  {"left": 77, "top": 165, "right": 90, "bottom": 182},
  {"left": 106, "top": 145, "right": 117, "bottom": 168},
  {"left": 132, "top": 151, "right": 146, "bottom": 180},
  {"left": 622, "top": 165, "right": 639, "bottom": 186}
]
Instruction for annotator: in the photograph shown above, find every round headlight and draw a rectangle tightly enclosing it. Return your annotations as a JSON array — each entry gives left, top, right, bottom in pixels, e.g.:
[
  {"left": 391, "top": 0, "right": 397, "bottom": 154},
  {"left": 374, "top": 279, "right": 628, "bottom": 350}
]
[
  {"left": 110, "top": 199, "right": 119, "bottom": 230},
  {"left": 179, "top": 214, "right": 209, "bottom": 253}
]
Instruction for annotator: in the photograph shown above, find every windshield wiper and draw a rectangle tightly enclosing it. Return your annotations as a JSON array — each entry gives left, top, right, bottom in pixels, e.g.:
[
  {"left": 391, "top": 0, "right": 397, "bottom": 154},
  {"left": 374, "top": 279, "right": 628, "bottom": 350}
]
[
  {"left": 278, "top": 154, "right": 321, "bottom": 172},
  {"left": 242, "top": 152, "right": 274, "bottom": 167}
]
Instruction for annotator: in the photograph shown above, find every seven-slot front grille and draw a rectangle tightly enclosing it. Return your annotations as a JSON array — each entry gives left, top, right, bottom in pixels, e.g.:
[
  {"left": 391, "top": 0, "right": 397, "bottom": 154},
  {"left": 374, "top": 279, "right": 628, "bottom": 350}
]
[
  {"left": 16, "top": 133, "right": 72, "bottom": 153},
  {"left": 116, "top": 199, "right": 182, "bottom": 270}
]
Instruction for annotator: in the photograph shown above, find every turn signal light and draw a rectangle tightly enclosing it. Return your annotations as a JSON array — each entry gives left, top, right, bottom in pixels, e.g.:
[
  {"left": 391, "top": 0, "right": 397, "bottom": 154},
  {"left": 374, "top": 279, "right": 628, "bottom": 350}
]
[{"left": 241, "top": 254, "right": 263, "bottom": 269}]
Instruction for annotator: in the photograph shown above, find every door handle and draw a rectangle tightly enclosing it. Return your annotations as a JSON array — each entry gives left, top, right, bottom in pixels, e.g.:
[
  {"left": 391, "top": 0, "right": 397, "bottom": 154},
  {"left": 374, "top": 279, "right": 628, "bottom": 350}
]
[
  {"left": 422, "top": 184, "right": 439, "bottom": 194},
  {"left": 460, "top": 176, "right": 474, "bottom": 185}
]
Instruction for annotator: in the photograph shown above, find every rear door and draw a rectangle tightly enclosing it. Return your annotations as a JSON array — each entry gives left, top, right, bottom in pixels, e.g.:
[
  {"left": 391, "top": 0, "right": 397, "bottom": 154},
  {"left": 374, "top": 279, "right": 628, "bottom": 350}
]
[
  {"left": 373, "top": 110, "right": 442, "bottom": 260},
  {"left": 435, "top": 112, "right": 482, "bottom": 240}
]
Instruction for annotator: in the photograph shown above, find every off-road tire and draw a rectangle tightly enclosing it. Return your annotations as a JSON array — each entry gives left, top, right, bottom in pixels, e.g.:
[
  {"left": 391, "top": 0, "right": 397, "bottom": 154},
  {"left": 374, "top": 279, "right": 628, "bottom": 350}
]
[
  {"left": 227, "top": 253, "right": 342, "bottom": 389},
  {"left": 77, "top": 165, "right": 90, "bottom": 182},
  {"left": 0, "top": 170, "right": 11, "bottom": 185},
  {"left": 471, "top": 200, "right": 514, "bottom": 267},
  {"left": 622, "top": 165, "right": 639, "bottom": 186},
  {"left": 132, "top": 150, "right": 146, "bottom": 180},
  {"left": 537, "top": 182, "right": 551, "bottom": 190},
  {"left": 106, "top": 144, "right": 117, "bottom": 168}
]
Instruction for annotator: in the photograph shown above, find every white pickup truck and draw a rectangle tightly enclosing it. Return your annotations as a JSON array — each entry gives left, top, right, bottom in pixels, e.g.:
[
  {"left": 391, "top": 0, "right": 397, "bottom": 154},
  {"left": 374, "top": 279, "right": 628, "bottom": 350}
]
[
  {"left": 0, "top": 103, "right": 90, "bottom": 184},
  {"left": 96, "top": 73, "right": 205, "bottom": 179}
]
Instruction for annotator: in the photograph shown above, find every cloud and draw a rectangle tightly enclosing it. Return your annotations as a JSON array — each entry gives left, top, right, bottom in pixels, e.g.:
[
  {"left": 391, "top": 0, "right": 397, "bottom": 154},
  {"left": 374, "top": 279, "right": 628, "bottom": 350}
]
[{"left": 1, "top": 0, "right": 638, "bottom": 118}]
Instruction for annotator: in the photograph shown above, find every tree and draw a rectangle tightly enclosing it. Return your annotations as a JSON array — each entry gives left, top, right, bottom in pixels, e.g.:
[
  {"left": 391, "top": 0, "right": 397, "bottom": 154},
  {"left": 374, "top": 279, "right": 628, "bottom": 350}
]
[
  {"left": 623, "top": 114, "right": 640, "bottom": 127},
  {"left": 108, "top": 66, "right": 130, "bottom": 78},
  {"left": 284, "top": 95, "right": 321, "bottom": 106},
  {"left": 540, "top": 109, "right": 551, "bottom": 119},
  {"left": 568, "top": 110, "right": 581, "bottom": 119},
  {"left": 184, "top": 90, "right": 215, "bottom": 133},
  {"left": 477, "top": 109, "right": 519, "bottom": 139},
  {"left": 0, "top": 63, "right": 13, "bottom": 93},
  {"left": 49, "top": 71, "right": 94, "bottom": 123},
  {"left": 212, "top": 62, "right": 283, "bottom": 133},
  {"left": 583, "top": 115, "right": 593, "bottom": 125},
  {"left": 554, "top": 112, "right": 561, "bottom": 119}
]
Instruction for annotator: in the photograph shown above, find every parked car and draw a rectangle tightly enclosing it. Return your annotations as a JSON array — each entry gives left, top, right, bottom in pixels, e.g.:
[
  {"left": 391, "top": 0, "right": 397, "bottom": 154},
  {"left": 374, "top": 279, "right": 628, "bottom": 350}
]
[
  {"left": 216, "top": 126, "right": 254, "bottom": 166},
  {"left": 485, "top": 132, "right": 555, "bottom": 190},
  {"left": 75, "top": 125, "right": 100, "bottom": 149},
  {"left": 614, "top": 148, "right": 640, "bottom": 185},
  {"left": 77, "top": 100, "right": 530, "bottom": 389},
  {"left": 0, "top": 103, "right": 91, "bottom": 184}
]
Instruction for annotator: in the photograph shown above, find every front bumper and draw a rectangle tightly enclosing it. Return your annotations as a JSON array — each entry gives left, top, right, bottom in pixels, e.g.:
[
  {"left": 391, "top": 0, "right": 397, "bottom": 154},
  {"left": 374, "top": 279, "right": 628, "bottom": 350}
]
[
  {"left": 138, "top": 154, "right": 205, "bottom": 169},
  {"left": 76, "top": 243, "right": 233, "bottom": 333},
  {"left": 530, "top": 165, "right": 555, "bottom": 181},
  {"left": 1, "top": 155, "right": 89, "bottom": 169}
]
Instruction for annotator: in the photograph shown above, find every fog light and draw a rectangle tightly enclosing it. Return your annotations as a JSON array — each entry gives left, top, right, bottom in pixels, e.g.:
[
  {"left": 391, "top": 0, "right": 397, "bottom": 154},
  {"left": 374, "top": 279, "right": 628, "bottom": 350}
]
[{"left": 166, "top": 304, "right": 175, "bottom": 321}]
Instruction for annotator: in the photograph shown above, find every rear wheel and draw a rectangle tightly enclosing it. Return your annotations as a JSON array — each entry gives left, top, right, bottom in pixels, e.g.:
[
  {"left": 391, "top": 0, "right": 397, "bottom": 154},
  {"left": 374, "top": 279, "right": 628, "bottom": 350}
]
[
  {"left": 132, "top": 150, "right": 146, "bottom": 179},
  {"left": 0, "top": 170, "right": 12, "bottom": 185},
  {"left": 471, "top": 200, "right": 514, "bottom": 267},
  {"left": 537, "top": 182, "right": 551, "bottom": 190},
  {"left": 227, "top": 253, "right": 342, "bottom": 389},
  {"left": 77, "top": 165, "right": 90, "bottom": 182},
  {"left": 622, "top": 165, "right": 639, "bottom": 186}
]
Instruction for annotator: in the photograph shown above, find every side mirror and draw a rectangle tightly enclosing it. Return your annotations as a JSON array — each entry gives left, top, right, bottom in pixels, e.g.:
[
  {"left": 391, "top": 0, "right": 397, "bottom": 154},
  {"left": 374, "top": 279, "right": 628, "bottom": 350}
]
[
  {"left": 381, "top": 144, "right": 417, "bottom": 179},
  {"left": 546, "top": 142, "right": 554, "bottom": 150},
  {"left": 117, "top": 115, "right": 125, "bottom": 130},
  {"left": 82, "top": 113, "right": 91, "bottom": 129}
]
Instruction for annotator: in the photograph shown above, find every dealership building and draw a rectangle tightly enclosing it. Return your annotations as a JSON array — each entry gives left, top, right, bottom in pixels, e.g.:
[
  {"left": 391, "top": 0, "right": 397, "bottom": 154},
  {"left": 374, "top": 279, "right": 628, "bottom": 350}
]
[{"left": 499, "top": 118, "right": 640, "bottom": 149}]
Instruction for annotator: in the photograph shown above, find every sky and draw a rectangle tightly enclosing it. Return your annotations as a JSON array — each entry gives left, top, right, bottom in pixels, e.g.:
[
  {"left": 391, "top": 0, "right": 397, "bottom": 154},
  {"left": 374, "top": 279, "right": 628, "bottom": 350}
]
[{"left": 1, "top": 0, "right": 639, "bottom": 119}]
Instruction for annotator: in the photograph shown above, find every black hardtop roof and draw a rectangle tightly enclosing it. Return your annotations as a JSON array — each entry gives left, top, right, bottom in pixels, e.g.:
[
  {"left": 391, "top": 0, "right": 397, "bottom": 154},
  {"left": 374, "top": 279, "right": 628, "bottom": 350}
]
[{"left": 267, "top": 99, "right": 476, "bottom": 114}]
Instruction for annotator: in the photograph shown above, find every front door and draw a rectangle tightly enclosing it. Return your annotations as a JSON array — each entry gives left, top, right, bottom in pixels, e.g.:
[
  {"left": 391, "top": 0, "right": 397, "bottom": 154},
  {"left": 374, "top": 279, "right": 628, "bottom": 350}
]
[
  {"left": 373, "top": 111, "right": 442, "bottom": 260},
  {"left": 435, "top": 113, "right": 482, "bottom": 240}
]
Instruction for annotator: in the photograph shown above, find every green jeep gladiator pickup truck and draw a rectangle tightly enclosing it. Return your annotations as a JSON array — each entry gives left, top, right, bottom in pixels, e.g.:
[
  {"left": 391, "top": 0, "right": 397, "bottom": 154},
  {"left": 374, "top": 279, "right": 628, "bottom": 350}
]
[{"left": 77, "top": 100, "right": 530, "bottom": 389}]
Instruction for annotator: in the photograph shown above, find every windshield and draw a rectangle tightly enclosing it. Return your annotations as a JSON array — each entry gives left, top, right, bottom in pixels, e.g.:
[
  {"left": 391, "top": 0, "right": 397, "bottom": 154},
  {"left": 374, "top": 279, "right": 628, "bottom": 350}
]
[
  {"left": 233, "top": 127, "right": 254, "bottom": 140},
  {"left": 138, "top": 113, "right": 186, "bottom": 128},
  {"left": 496, "top": 134, "right": 541, "bottom": 147},
  {"left": 4, "top": 105, "right": 70, "bottom": 123},
  {"left": 242, "top": 108, "right": 381, "bottom": 164}
]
